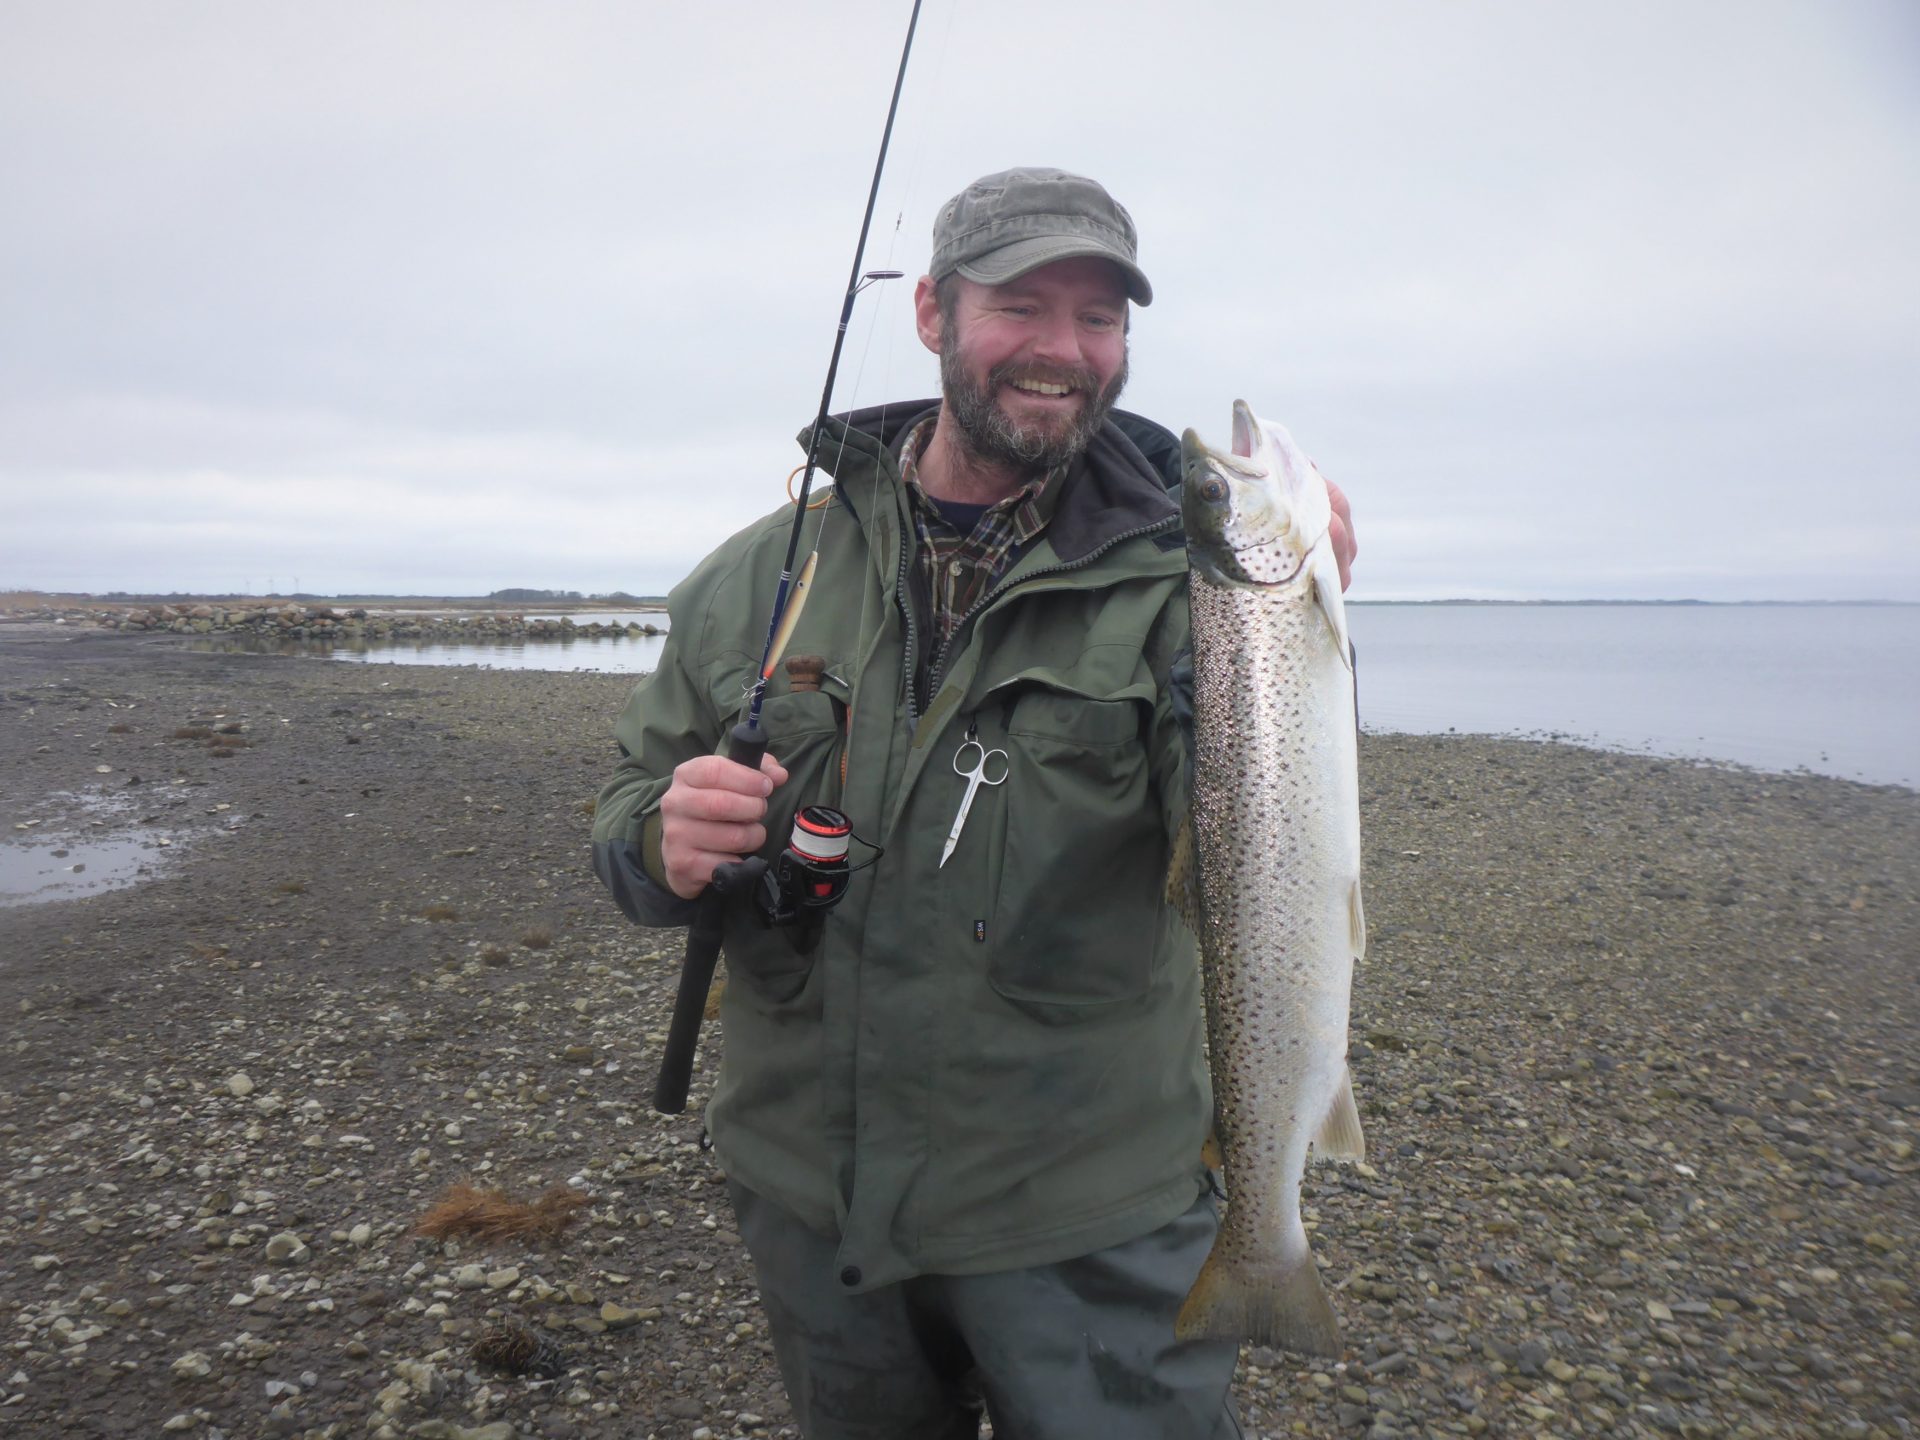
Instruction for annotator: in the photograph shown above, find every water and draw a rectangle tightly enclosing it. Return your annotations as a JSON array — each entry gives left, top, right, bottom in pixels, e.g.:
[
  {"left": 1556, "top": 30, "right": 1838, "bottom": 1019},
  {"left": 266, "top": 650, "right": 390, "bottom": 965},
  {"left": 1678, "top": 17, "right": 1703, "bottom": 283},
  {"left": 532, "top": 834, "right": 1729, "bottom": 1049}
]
[
  {"left": 190, "top": 604, "right": 1919, "bottom": 789},
  {"left": 0, "top": 789, "right": 186, "bottom": 907},
  {"left": 1351, "top": 603, "right": 1918, "bottom": 789},
  {"left": 191, "top": 631, "right": 671, "bottom": 674}
]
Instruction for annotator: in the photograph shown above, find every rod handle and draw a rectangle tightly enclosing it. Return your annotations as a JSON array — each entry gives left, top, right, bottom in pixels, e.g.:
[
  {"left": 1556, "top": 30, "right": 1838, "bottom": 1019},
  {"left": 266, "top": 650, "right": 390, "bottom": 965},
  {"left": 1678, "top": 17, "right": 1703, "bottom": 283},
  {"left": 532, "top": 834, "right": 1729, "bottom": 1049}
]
[{"left": 650, "top": 722, "right": 770, "bottom": 1114}]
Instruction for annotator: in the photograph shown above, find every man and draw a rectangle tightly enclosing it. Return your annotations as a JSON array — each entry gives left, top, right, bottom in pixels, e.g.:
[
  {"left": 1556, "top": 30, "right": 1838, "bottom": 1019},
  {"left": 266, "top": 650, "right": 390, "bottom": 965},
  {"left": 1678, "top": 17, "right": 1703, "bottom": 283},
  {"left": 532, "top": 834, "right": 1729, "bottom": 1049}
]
[{"left": 593, "top": 167, "right": 1357, "bottom": 1439}]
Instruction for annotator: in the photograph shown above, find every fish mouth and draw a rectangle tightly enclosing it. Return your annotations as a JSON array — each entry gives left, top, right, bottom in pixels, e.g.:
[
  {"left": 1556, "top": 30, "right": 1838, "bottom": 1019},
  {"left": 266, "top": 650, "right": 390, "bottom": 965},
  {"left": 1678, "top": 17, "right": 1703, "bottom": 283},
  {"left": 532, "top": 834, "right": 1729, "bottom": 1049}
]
[{"left": 1231, "top": 398, "right": 1258, "bottom": 460}]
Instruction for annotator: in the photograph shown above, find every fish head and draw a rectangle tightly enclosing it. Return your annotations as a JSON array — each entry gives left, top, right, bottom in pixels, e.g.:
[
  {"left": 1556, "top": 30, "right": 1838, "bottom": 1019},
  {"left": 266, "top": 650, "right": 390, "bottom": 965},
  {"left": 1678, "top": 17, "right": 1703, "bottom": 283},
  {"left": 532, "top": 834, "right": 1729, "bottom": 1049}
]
[{"left": 1181, "top": 400, "right": 1333, "bottom": 588}]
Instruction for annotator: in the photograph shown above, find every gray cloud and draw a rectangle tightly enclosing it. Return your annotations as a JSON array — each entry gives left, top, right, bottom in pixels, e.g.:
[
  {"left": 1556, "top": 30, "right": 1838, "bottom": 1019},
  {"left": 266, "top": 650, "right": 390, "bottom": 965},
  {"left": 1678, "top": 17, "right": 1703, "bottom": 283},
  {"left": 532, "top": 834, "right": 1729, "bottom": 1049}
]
[{"left": 2, "top": 0, "right": 1916, "bottom": 598}]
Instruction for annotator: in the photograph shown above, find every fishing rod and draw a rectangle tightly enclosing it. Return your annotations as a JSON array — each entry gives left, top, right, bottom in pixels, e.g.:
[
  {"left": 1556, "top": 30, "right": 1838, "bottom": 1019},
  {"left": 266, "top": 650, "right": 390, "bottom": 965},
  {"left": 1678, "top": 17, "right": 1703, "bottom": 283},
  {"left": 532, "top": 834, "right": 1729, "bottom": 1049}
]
[{"left": 654, "top": 0, "right": 925, "bottom": 1116}]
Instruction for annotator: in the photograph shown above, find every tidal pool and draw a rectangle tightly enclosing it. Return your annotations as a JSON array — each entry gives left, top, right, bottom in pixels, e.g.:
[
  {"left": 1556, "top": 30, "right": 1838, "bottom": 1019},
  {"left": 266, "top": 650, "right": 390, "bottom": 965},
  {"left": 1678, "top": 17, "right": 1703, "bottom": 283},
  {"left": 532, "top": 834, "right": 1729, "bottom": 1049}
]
[{"left": 1, "top": 788, "right": 188, "bottom": 907}]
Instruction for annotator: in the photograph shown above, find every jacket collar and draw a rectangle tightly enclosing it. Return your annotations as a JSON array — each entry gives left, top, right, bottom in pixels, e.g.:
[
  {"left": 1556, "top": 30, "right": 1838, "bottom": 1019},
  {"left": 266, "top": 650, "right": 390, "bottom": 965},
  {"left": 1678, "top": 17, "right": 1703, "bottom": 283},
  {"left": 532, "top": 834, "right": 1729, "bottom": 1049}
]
[{"left": 801, "top": 400, "right": 1181, "bottom": 565}]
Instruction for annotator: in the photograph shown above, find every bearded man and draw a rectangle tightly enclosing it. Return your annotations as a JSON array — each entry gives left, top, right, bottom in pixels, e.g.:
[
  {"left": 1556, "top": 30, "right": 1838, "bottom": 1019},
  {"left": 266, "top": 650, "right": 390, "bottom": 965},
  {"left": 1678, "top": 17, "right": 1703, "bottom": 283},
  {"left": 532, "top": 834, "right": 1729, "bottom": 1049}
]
[{"left": 593, "top": 167, "right": 1357, "bottom": 1439}]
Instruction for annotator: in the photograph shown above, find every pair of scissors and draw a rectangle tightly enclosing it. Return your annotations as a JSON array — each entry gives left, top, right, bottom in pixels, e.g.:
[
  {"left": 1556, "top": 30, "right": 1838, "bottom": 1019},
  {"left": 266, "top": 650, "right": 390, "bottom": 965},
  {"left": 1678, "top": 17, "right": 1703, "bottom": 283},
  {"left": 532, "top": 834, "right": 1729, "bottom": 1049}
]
[{"left": 940, "top": 732, "right": 1009, "bottom": 868}]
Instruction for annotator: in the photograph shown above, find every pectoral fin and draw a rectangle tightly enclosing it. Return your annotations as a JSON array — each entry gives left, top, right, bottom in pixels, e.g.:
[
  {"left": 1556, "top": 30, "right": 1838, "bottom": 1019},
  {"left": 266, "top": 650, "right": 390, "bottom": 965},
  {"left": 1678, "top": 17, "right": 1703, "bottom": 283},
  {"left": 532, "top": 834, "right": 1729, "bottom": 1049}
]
[
  {"left": 1311, "top": 1066, "right": 1366, "bottom": 1163},
  {"left": 1349, "top": 878, "right": 1367, "bottom": 963},
  {"left": 1309, "top": 542, "right": 1354, "bottom": 671}
]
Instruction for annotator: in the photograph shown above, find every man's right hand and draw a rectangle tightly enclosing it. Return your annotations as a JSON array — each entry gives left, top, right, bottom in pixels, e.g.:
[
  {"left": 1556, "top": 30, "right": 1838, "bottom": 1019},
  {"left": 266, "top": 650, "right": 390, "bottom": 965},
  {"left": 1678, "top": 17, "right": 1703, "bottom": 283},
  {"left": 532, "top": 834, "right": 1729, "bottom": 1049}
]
[{"left": 658, "top": 753, "right": 791, "bottom": 900}]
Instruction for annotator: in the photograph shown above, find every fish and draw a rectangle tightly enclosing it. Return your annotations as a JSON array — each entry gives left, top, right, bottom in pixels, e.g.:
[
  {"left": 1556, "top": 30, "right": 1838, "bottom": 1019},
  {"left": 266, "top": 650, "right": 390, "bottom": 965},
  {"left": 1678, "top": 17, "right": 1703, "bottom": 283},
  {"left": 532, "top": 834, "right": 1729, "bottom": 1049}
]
[{"left": 1169, "top": 399, "right": 1366, "bottom": 1356}]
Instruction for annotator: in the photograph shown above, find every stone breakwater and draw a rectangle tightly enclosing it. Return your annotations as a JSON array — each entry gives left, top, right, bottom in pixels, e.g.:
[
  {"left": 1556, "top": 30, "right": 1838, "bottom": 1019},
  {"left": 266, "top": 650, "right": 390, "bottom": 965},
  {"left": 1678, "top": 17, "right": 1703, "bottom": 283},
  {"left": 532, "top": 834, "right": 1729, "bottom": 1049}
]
[{"left": 7, "top": 603, "right": 662, "bottom": 643}]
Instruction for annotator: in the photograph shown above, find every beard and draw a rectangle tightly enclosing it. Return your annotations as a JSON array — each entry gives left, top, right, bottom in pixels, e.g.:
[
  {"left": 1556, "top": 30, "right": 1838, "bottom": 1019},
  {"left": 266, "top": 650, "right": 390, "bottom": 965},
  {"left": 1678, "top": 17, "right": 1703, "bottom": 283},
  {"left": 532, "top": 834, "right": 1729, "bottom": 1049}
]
[{"left": 939, "top": 341, "right": 1129, "bottom": 474}]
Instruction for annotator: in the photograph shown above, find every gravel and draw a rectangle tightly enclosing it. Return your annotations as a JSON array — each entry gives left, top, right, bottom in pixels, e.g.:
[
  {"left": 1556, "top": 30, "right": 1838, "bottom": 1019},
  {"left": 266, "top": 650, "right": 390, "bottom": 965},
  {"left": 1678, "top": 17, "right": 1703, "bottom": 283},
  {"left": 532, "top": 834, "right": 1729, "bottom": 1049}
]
[{"left": 1, "top": 625, "right": 1913, "bottom": 1440}]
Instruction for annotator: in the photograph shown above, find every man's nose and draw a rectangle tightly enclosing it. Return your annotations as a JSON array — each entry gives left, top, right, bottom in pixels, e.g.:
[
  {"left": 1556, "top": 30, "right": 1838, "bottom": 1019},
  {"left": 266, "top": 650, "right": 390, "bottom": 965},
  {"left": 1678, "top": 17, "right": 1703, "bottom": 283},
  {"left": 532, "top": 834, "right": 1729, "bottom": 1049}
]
[{"left": 1026, "top": 311, "right": 1083, "bottom": 366}]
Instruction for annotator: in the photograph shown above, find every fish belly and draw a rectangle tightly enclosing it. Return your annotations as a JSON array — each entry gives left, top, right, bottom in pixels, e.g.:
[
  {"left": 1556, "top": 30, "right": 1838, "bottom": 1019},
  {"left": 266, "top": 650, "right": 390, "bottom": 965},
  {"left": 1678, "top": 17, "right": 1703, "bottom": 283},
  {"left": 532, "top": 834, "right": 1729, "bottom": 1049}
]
[{"left": 1175, "top": 567, "right": 1362, "bottom": 1354}]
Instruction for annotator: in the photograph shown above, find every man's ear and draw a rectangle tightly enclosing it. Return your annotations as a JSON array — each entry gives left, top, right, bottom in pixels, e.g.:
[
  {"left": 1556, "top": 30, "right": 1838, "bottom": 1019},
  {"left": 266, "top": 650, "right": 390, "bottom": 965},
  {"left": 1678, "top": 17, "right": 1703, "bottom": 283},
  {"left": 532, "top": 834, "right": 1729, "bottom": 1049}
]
[{"left": 913, "top": 275, "right": 943, "bottom": 355}]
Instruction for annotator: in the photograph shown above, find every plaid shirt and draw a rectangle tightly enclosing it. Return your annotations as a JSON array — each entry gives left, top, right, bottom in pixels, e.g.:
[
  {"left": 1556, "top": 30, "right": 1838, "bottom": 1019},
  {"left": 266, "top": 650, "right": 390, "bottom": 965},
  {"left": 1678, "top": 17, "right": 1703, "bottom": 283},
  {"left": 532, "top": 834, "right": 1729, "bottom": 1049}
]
[{"left": 897, "top": 416, "right": 1069, "bottom": 691}]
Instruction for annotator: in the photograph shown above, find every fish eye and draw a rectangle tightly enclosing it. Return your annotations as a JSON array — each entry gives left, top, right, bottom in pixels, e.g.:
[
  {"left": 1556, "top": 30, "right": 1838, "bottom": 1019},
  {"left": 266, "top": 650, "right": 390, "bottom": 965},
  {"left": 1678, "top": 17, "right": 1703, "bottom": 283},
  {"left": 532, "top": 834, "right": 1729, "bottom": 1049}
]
[{"left": 1199, "top": 476, "right": 1229, "bottom": 503}]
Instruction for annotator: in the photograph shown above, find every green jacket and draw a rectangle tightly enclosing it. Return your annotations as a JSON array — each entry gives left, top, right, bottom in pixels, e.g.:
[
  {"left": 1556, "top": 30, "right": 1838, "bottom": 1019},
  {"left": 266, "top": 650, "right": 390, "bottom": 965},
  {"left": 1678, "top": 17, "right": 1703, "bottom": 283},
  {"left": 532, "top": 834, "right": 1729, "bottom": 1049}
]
[{"left": 593, "top": 401, "right": 1210, "bottom": 1292}]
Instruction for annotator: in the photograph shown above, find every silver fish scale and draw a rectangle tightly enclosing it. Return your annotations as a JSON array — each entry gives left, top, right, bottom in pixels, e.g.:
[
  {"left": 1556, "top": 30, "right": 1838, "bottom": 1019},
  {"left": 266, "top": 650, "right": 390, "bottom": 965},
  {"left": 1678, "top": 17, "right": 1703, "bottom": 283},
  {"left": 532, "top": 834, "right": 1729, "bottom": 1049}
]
[{"left": 1186, "top": 566, "right": 1359, "bottom": 1275}]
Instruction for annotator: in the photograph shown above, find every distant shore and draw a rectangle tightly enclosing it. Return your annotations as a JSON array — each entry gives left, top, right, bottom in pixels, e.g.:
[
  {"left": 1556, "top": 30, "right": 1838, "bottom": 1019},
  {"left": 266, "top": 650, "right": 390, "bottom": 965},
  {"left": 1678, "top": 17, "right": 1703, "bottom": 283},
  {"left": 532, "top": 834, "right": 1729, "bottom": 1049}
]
[{"left": 0, "top": 625, "right": 1914, "bottom": 1438}]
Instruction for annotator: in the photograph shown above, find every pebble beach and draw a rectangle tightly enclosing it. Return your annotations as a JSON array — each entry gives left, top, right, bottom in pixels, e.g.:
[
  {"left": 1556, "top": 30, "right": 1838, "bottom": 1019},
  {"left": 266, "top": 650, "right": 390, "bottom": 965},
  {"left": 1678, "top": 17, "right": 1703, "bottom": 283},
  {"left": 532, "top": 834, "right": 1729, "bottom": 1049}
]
[{"left": 1, "top": 623, "right": 1914, "bottom": 1440}]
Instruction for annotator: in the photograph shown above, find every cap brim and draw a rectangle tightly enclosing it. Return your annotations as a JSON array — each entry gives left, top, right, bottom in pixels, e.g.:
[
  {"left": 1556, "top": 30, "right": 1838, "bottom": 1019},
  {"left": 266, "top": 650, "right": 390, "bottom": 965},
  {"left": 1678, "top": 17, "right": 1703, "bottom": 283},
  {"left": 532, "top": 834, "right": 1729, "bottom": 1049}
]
[{"left": 954, "top": 235, "right": 1153, "bottom": 306}]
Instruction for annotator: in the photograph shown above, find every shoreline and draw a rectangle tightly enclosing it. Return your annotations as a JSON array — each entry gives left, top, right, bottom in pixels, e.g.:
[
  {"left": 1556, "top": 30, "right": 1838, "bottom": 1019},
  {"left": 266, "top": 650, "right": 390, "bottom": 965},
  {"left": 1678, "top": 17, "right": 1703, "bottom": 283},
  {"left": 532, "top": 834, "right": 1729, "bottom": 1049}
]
[{"left": 1, "top": 627, "right": 1914, "bottom": 1438}]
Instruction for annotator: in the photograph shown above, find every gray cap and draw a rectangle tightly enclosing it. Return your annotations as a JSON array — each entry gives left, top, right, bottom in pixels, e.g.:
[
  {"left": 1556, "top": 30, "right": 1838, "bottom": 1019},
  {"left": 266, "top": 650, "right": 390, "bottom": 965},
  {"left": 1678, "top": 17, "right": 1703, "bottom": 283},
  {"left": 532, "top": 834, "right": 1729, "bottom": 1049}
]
[{"left": 930, "top": 166, "right": 1152, "bottom": 306}]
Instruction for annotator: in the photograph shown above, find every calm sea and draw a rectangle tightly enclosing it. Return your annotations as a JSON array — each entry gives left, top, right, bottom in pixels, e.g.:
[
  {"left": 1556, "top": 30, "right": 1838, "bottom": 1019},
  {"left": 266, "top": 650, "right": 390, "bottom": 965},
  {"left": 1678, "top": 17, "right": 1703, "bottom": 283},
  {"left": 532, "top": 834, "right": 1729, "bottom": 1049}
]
[{"left": 193, "top": 603, "right": 1919, "bottom": 790}]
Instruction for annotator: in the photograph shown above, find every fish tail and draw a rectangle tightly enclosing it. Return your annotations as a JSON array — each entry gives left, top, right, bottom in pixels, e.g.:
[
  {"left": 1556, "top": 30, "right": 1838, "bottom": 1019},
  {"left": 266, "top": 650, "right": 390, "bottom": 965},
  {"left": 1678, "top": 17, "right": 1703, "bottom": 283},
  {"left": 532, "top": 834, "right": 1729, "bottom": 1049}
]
[{"left": 1174, "top": 1243, "right": 1342, "bottom": 1356}]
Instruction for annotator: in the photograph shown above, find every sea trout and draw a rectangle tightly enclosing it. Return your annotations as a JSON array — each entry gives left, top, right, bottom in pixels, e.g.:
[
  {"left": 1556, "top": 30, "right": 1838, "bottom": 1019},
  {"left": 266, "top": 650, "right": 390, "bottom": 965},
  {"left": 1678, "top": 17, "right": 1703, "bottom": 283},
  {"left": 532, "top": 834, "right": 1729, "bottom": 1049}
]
[{"left": 1171, "top": 400, "right": 1365, "bottom": 1356}]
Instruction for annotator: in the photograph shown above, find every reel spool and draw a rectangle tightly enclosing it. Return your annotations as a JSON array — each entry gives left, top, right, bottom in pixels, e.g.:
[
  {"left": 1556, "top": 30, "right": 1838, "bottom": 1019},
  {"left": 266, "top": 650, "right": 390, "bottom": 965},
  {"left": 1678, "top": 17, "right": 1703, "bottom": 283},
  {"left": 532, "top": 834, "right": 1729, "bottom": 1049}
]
[{"left": 754, "top": 805, "right": 853, "bottom": 948}]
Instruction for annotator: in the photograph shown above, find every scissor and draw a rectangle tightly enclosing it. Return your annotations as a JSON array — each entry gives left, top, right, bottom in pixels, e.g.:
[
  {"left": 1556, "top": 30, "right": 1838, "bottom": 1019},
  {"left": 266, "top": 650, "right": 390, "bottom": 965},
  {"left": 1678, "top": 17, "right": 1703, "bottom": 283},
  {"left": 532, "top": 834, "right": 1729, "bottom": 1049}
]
[{"left": 940, "top": 734, "right": 1010, "bottom": 868}]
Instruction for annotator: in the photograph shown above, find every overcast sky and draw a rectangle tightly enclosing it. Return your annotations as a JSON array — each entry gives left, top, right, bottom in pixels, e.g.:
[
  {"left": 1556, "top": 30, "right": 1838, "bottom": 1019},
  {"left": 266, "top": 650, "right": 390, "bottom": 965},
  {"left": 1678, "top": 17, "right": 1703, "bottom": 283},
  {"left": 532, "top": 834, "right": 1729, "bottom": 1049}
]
[{"left": 3, "top": 1, "right": 1916, "bottom": 601}]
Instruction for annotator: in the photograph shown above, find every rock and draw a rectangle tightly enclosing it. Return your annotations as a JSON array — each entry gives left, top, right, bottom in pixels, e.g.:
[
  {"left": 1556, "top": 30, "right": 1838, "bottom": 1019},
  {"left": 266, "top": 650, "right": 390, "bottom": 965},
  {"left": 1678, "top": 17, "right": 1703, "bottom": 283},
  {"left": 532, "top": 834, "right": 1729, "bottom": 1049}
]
[
  {"left": 227, "top": 1072, "right": 255, "bottom": 1097},
  {"left": 1648, "top": 1370, "right": 1701, "bottom": 1400},
  {"left": 1516, "top": 1339, "right": 1549, "bottom": 1376},
  {"left": 452, "top": 1264, "right": 486, "bottom": 1289},
  {"left": 265, "top": 1232, "right": 310, "bottom": 1264},
  {"left": 349, "top": 1222, "right": 373, "bottom": 1247},
  {"left": 171, "top": 1350, "right": 213, "bottom": 1379},
  {"left": 600, "top": 1301, "right": 643, "bottom": 1329},
  {"left": 485, "top": 1266, "right": 520, "bottom": 1290},
  {"left": 393, "top": 1359, "right": 445, "bottom": 1400}
]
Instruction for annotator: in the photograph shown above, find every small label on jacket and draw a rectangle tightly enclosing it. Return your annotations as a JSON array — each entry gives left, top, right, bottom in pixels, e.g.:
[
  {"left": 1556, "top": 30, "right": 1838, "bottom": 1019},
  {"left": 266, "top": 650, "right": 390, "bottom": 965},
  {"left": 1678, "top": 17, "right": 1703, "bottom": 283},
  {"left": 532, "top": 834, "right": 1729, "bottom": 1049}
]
[{"left": 973, "top": 919, "right": 986, "bottom": 943}]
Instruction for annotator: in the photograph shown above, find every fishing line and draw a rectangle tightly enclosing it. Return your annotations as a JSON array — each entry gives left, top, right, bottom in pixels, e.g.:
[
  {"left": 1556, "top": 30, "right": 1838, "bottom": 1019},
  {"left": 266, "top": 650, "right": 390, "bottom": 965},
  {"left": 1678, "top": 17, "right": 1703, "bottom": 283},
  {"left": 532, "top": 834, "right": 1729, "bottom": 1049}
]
[{"left": 654, "top": 0, "right": 930, "bottom": 1119}]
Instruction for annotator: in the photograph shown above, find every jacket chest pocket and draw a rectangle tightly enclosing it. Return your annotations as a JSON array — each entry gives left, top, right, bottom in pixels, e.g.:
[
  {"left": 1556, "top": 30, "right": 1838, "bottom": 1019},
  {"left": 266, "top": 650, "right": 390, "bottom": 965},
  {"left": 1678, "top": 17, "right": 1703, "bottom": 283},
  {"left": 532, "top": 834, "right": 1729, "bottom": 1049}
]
[
  {"left": 980, "top": 686, "right": 1164, "bottom": 1017},
  {"left": 757, "top": 677, "right": 849, "bottom": 802}
]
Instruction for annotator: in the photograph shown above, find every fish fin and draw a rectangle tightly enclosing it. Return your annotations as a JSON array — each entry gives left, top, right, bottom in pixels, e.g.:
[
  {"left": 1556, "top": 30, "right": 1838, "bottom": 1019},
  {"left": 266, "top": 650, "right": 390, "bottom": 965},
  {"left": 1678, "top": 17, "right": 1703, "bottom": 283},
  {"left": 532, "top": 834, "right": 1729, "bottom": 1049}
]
[
  {"left": 1167, "top": 813, "right": 1202, "bottom": 931},
  {"left": 1349, "top": 878, "right": 1367, "bottom": 963},
  {"left": 1311, "top": 1066, "right": 1366, "bottom": 1163},
  {"left": 1200, "top": 1131, "right": 1224, "bottom": 1173},
  {"left": 1175, "top": 1242, "right": 1343, "bottom": 1356},
  {"left": 1310, "top": 543, "right": 1353, "bottom": 671}
]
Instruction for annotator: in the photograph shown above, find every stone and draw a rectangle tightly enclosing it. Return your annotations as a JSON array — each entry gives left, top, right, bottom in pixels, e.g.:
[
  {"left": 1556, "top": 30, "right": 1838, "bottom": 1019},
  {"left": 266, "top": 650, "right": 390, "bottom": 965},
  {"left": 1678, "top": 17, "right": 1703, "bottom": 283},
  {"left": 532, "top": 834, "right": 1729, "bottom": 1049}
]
[
  {"left": 265, "top": 1233, "right": 310, "bottom": 1264},
  {"left": 452, "top": 1264, "right": 486, "bottom": 1289},
  {"left": 227, "top": 1073, "right": 255, "bottom": 1097},
  {"left": 349, "top": 1223, "right": 373, "bottom": 1247},
  {"left": 393, "top": 1359, "right": 444, "bottom": 1400},
  {"left": 485, "top": 1266, "right": 520, "bottom": 1290},
  {"left": 171, "top": 1351, "right": 213, "bottom": 1379},
  {"left": 600, "top": 1301, "right": 642, "bottom": 1329}
]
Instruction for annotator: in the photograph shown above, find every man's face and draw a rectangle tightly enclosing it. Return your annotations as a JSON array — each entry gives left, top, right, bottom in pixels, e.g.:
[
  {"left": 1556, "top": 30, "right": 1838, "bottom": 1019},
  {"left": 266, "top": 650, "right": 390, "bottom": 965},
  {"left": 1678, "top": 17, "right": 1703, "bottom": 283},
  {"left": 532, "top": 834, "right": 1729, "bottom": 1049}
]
[{"left": 919, "top": 256, "right": 1131, "bottom": 472}]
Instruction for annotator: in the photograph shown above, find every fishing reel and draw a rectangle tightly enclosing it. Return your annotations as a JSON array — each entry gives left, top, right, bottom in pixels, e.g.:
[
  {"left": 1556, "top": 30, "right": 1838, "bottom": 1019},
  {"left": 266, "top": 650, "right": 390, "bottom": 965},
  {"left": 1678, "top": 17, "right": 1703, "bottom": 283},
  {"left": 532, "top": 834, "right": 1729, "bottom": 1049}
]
[
  {"left": 717, "top": 805, "right": 873, "bottom": 956},
  {"left": 751, "top": 805, "right": 853, "bottom": 953}
]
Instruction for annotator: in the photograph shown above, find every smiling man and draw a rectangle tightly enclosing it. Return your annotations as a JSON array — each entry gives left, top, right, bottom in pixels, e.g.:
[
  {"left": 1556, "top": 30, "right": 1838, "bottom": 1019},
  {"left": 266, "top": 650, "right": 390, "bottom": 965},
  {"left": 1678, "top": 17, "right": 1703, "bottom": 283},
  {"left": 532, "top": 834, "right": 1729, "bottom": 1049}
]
[{"left": 594, "top": 167, "right": 1356, "bottom": 1439}]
